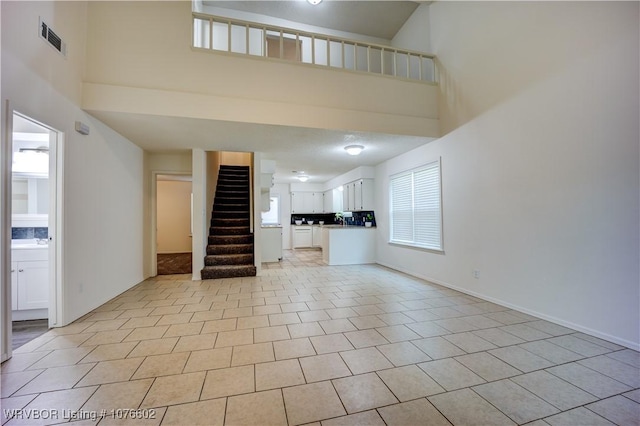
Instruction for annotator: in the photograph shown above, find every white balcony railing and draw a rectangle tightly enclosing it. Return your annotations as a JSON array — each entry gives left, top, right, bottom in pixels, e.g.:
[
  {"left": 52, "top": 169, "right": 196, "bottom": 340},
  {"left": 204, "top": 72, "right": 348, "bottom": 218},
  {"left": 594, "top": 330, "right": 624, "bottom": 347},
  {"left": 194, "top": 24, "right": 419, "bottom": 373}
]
[{"left": 193, "top": 12, "right": 436, "bottom": 83}]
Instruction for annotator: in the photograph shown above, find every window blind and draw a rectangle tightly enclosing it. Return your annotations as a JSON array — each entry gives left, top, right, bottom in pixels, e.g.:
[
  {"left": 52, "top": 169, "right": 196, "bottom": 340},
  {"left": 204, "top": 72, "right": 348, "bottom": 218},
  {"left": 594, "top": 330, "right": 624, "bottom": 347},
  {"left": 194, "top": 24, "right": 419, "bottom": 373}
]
[{"left": 390, "top": 160, "right": 442, "bottom": 251}]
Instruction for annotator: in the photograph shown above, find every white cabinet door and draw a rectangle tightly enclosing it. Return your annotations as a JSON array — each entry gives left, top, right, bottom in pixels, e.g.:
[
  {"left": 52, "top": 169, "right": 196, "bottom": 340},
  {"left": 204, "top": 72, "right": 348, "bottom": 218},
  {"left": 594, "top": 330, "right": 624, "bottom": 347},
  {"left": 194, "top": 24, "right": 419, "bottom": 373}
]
[
  {"left": 17, "top": 260, "right": 49, "bottom": 310},
  {"left": 292, "top": 226, "right": 313, "bottom": 248},
  {"left": 302, "top": 193, "right": 314, "bottom": 213},
  {"left": 292, "top": 192, "right": 324, "bottom": 213},
  {"left": 312, "top": 226, "right": 322, "bottom": 247},
  {"left": 11, "top": 261, "right": 18, "bottom": 311},
  {"left": 291, "top": 192, "right": 304, "bottom": 213},
  {"left": 354, "top": 180, "right": 363, "bottom": 210},
  {"left": 347, "top": 183, "right": 356, "bottom": 211},
  {"left": 342, "top": 183, "right": 353, "bottom": 212},
  {"left": 361, "top": 179, "right": 374, "bottom": 210},
  {"left": 323, "top": 190, "right": 333, "bottom": 213},
  {"left": 312, "top": 192, "right": 324, "bottom": 213}
]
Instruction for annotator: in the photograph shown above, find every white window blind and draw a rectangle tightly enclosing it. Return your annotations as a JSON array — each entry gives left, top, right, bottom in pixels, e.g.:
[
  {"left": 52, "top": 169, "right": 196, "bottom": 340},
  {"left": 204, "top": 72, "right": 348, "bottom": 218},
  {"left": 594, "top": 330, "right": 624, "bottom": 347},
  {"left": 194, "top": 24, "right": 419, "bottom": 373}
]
[{"left": 390, "top": 160, "right": 442, "bottom": 251}]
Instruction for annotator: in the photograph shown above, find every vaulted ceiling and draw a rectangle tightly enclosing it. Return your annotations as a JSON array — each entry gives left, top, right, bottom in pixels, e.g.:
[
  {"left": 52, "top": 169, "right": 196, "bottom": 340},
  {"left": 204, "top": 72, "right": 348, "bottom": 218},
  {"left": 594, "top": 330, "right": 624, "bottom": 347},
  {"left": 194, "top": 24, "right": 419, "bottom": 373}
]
[{"left": 203, "top": 1, "right": 421, "bottom": 40}]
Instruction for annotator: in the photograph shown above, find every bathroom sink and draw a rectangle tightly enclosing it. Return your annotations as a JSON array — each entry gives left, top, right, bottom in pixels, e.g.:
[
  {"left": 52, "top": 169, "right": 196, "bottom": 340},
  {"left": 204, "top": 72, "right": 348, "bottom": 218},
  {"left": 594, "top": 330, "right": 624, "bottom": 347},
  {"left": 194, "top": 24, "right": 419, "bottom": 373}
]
[{"left": 11, "top": 239, "right": 48, "bottom": 249}]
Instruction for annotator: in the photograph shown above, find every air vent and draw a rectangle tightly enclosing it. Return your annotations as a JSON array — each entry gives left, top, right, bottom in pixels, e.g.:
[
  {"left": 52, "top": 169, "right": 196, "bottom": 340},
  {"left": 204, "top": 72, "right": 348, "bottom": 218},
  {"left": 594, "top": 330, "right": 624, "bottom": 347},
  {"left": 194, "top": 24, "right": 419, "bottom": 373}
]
[{"left": 39, "top": 18, "right": 66, "bottom": 57}]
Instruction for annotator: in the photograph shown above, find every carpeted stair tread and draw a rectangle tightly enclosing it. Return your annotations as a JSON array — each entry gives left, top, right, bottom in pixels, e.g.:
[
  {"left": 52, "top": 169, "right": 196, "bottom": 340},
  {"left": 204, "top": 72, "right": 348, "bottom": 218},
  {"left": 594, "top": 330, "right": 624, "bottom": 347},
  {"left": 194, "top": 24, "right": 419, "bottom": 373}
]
[
  {"left": 202, "top": 265, "right": 257, "bottom": 279},
  {"left": 215, "top": 204, "right": 250, "bottom": 211},
  {"left": 207, "top": 243, "right": 253, "bottom": 255},
  {"left": 212, "top": 211, "right": 250, "bottom": 219},
  {"left": 208, "top": 235, "right": 254, "bottom": 245},
  {"left": 205, "top": 253, "right": 254, "bottom": 266},
  {"left": 210, "top": 226, "right": 251, "bottom": 235},
  {"left": 211, "top": 218, "right": 250, "bottom": 227}
]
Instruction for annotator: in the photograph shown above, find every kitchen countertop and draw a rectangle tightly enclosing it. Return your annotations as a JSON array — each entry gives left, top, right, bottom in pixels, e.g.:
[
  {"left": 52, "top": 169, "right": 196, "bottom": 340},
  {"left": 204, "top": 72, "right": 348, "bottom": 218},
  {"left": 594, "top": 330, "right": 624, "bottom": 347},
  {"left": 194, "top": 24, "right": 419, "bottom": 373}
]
[{"left": 322, "top": 225, "right": 376, "bottom": 229}]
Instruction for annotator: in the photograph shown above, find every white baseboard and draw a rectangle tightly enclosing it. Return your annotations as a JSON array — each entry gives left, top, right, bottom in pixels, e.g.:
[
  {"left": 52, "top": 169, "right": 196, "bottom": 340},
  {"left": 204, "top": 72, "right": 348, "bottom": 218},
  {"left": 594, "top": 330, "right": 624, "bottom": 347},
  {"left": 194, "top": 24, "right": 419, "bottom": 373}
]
[{"left": 376, "top": 261, "right": 639, "bottom": 351}]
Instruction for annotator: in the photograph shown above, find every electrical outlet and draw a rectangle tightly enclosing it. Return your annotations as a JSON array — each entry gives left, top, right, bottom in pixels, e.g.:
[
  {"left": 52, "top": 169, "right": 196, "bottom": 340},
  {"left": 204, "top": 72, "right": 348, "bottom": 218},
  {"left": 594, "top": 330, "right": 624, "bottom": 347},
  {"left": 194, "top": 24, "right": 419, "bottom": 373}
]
[
  {"left": 79, "top": 282, "right": 84, "bottom": 293},
  {"left": 473, "top": 270, "right": 480, "bottom": 279}
]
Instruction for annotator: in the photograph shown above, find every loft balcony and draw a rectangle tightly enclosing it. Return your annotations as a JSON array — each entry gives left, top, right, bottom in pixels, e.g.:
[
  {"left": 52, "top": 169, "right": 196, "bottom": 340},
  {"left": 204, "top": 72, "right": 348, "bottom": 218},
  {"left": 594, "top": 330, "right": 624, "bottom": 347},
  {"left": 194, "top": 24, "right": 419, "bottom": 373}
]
[
  {"left": 82, "top": 2, "right": 439, "bottom": 140},
  {"left": 192, "top": 12, "right": 437, "bottom": 84}
]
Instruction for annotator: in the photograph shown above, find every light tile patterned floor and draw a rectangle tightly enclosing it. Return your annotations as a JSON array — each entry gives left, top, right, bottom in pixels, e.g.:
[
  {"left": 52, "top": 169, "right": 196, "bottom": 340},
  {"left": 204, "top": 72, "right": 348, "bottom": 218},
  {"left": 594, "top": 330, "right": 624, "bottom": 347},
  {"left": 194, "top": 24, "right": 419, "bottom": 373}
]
[{"left": 2, "top": 250, "right": 639, "bottom": 425}]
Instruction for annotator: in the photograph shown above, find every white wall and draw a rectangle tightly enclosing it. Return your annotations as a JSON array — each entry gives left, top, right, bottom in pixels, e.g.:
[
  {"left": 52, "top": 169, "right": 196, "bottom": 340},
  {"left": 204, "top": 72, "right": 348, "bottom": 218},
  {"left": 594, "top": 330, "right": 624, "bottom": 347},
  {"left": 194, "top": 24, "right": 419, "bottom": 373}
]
[
  {"left": 1, "top": 1, "right": 145, "bottom": 325},
  {"left": 192, "top": 149, "right": 207, "bottom": 280},
  {"left": 157, "top": 180, "right": 192, "bottom": 253},
  {"left": 376, "top": 2, "right": 639, "bottom": 349},
  {"left": 392, "top": 3, "right": 431, "bottom": 54}
]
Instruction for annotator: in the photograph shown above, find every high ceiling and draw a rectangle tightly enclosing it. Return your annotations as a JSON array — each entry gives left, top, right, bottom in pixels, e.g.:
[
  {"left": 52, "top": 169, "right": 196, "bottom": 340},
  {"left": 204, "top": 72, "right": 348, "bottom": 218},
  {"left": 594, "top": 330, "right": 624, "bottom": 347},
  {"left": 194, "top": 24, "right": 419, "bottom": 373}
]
[
  {"left": 91, "top": 1, "right": 432, "bottom": 185},
  {"left": 204, "top": 1, "right": 421, "bottom": 40}
]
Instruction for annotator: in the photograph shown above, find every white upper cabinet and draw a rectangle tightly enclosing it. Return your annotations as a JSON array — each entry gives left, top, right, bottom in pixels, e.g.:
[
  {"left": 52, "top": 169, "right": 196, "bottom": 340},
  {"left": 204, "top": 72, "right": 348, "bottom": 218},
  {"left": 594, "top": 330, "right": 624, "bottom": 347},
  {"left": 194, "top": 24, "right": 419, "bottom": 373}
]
[
  {"left": 342, "top": 179, "right": 374, "bottom": 211},
  {"left": 291, "top": 192, "right": 324, "bottom": 213}
]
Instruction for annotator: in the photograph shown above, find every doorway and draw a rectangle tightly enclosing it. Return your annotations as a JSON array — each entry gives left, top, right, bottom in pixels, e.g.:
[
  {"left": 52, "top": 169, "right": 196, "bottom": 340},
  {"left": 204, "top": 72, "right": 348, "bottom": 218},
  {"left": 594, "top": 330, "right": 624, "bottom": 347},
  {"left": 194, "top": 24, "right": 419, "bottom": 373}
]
[
  {"left": 8, "top": 112, "right": 60, "bottom": 351},
  {"left": 155, "top": 174, "right": 193, "bottom": 275}
]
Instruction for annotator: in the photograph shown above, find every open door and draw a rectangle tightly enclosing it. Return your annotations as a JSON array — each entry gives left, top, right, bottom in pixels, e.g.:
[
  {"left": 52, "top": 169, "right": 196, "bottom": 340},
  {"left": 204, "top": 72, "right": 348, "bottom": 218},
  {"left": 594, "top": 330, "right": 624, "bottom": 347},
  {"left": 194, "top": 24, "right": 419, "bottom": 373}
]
[{"left": 1, "top": 109, "right": 62, "bottom": 361}]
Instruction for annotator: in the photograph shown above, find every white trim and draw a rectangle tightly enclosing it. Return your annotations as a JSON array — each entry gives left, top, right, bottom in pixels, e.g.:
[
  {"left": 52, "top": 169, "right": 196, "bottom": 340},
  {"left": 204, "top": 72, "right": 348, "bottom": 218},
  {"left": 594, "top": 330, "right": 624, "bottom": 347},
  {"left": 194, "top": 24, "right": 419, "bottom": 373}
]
[
  {"left": 376, "top": 261, "right": 640, "bottom": 351},
  {"left": 1, "top": 101, "right": 14, "bottom": 362},
  {"left": 151, "top": 170, "right": 193, "bottom": 278}
]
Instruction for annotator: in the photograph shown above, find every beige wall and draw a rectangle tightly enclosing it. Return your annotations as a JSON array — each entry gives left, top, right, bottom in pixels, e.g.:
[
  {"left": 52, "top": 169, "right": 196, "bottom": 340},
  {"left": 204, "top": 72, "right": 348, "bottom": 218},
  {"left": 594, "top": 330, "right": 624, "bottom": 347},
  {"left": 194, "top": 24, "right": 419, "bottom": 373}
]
[
  {"left": 82, "top": 1, "right": 438, "bottom": 139},
  {"left": 157, "top": 180, "right": 192, "bottom": 253},
  {"left": 376, "top": 1, "right": 639, "bottom": 349},
  {"left": 220, "top": 151, "right": 252, "bottom": 166},
  {"left": 2, "top": 1, "right": 145, "bottom": 329}
]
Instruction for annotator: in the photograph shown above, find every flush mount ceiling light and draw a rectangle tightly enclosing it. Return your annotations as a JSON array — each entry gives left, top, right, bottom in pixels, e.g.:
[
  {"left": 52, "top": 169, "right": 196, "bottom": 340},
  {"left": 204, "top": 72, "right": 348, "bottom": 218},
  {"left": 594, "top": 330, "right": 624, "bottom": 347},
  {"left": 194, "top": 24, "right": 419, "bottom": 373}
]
[
  {"left": 297, "top": 175, "right": 309, "bottom": 182},
  {"left": 344, "top": 145, "right": 364, "bottom": 156},
  {"left": 307, "top": 0, "right": 322, "bottom": 5}
]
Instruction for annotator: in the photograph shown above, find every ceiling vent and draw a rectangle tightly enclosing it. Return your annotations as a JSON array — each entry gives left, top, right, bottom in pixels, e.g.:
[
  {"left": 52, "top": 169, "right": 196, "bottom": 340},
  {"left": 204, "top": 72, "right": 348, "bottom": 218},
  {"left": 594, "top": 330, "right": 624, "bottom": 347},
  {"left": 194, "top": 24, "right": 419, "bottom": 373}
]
[{"left": 39, "top": 18, "right": 66, "bottom": 57}]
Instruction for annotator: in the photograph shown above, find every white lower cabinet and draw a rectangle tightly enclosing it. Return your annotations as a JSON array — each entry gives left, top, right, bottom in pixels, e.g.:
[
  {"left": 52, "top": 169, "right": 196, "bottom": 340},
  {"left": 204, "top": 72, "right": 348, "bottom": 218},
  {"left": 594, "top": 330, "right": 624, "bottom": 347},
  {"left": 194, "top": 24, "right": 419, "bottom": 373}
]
[
  {"left": 292, "top": 226, "right": 313, "bottom": 248},
  {"left": 16, "top": 261, "right": 49, "bottom": 310},
  {"left": 12, "top": 248, "right": 49, "bottom": 319},
  {"left": 312, "top": 226, "right": 322, "bottom": 247}
]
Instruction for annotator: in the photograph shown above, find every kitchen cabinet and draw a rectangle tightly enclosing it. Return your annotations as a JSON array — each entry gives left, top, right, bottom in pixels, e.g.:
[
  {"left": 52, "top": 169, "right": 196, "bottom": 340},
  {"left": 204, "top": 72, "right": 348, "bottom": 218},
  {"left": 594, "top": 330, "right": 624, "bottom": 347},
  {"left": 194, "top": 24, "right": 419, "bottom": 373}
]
[
  {"left": 342, "top": 179, "right": 374, "bottom": 211},
  {"left": 324, "top": 189, "right": 343, "bottom": 213},
  {"left": 312, "top": 226, "right": 322, "bottom": 247},
  {"left": 291, "top": 192, "right": 324, "bottom": 213},
  {"left": 312, "top": 193, "right": 324, "bottom": 213},
  {"left": 292, "top": 226, "right": 313, "bottom": 248}
]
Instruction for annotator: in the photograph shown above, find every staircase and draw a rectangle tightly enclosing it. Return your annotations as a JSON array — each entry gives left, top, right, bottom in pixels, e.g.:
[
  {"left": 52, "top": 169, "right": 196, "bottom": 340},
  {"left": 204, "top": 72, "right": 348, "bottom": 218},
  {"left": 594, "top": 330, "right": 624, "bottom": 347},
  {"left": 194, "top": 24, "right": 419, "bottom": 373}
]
[{"left": 201, "top": 165, "right": 257, "bottom": 280}]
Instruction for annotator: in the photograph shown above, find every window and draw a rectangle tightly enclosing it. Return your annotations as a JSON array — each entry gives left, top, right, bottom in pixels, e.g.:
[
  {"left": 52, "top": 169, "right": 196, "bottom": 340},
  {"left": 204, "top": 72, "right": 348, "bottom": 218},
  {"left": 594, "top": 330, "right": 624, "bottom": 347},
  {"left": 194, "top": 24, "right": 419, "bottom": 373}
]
[
  {"left": 389, "top": 159, "right": 442, "bottom": 251},
  {"left": 261, "top": 195, "right": 280, "bottom": 225}
]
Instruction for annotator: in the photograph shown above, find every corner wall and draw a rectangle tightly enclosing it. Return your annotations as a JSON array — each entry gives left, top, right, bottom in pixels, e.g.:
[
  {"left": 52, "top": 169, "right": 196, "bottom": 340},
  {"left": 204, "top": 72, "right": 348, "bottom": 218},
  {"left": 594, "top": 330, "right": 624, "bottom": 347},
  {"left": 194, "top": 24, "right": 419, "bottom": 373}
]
[{"left": 376, "top": 1, "right": 639, "bottom": 348}]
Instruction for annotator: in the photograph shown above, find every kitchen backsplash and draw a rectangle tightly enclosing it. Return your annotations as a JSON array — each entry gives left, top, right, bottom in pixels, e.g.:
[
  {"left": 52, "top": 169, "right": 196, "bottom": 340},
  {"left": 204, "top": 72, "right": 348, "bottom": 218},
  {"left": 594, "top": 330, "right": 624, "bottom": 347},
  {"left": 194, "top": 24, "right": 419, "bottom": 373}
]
[
  {"left": 12, "top": 227, "right": 48, "bottom": 240},
  {"left": 290, "top": 213, "right": 337, "bottom": 225},
  {"left": 291, "top": 211, "right": 376, "bottom": 227}
]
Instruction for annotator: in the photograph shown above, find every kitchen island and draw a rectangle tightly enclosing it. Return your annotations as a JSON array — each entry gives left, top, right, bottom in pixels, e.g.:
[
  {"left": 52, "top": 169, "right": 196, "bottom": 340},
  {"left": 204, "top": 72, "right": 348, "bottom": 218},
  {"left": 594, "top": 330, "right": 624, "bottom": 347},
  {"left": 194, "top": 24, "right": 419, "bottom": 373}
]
[{"left": 321, "top": 225, "right": 376, "bottom": 265}]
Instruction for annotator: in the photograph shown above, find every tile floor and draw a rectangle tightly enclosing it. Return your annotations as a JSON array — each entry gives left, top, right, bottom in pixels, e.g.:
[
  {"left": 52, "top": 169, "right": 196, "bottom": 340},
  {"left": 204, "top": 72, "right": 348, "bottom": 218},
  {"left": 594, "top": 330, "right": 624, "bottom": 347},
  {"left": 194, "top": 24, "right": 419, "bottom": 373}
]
[{"left": 1, "top": 250, "right": 639, "bottom": 425}]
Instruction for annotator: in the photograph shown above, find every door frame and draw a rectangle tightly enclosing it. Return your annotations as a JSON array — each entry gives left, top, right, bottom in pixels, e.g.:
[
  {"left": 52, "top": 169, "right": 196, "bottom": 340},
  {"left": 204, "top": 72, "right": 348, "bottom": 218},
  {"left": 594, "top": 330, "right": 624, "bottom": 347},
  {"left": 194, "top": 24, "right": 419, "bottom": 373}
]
[
  {"left": 150, "top": 171, "right": 193, "bottom": 277},
  {"left": 1, "top": 106, "right": 63, "bottom": 362}
]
